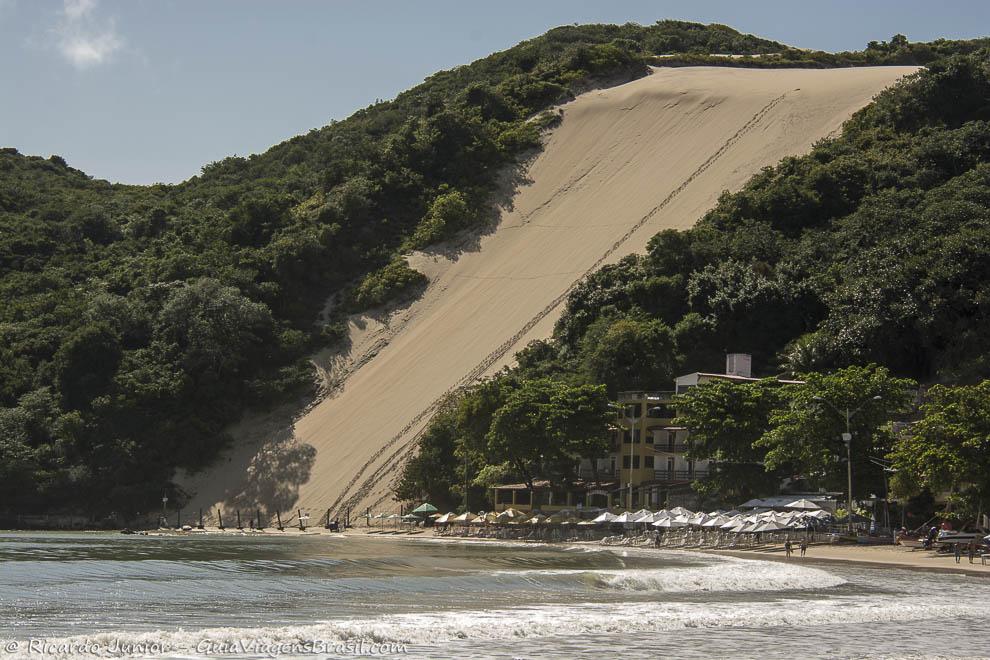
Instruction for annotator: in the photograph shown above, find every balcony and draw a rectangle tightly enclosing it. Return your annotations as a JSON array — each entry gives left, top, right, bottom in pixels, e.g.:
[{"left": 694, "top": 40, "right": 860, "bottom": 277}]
[
  {"left": 653, "top": 444, "right": 690, "bottom": 454},
  {"left": 654, "top": 469, "right": 709, "bottom": 482},
  {"left": 617, "top": 391, "right": 676, "bottom": 403}
]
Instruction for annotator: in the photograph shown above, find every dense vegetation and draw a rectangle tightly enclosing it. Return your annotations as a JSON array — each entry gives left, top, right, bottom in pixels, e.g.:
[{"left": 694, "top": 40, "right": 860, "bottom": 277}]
[
  {"left": 1, "top": 21, "right": 836, "bottom": 519},
  {"left": 398, "top": 46, "right": 990, "bottom": 521},
  {"left": 4, "top": 18, "right": 988, "bottom": 521}
]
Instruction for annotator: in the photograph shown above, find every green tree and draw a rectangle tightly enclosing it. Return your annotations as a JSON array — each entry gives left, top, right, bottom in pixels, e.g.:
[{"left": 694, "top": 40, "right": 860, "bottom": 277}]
[
  {"left": 581, "top": 318, "right": 678, "bottom": 393},
  {"left": 674, "top": 378, "right": 785, "bottom": 503},
  {"left": 889, "top": 381, "right": 990, "bottom": 519},
  {"left": 758, "top": 365, "right": 915, "bottom": 499},
  {"left": 485, "top": 379, "right": 610, "bottom": 490}
]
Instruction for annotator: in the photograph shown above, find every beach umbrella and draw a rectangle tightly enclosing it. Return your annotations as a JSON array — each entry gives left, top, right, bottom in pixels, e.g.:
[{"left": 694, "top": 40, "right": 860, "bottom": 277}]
[
  {"left": 411, "top": 502, "right": 439, "bottom": 515},
  {"left": 576, "top": 520, "right": 597, "bottom": 527},
  {"left": 631, "top": 511, "right": 655, "bottom": 524},
  {"left": 740, "top": 498, "right": 766, "bottom": 509},
  {"left": 434, "top": 512, "right": 454, "bottom": 524},
  {"left": 719, "top": 517, "right": 742, "bottom": 530},
  {"left": 400, "top": 513, "right": 421, "bottom": 522},
  {"left": 496, "top": 508, "right": 528, "bottom": 521},
  {"left": 526, "top": 514, "right": 547, "bottom": 525},
  {"left": 785, "top": 499, "right": 821, "bottom": 511},
  {"left": 592, "top": 512, "right": 618, "bottom": 524},
  {"left": 451, "top": 512, "right": 476, "bottom": 524},
  {"left": 702, "top": 515, "right": 729, "bottom": 528},
  {"left": 669, "top": 506, "right": 694, "bottom": 517},
  {"left": 652, "top": 518, "right": 688, "bottom": 528},
  {"left": 687, "top": 513, "right": 711, "bottom": 527}
]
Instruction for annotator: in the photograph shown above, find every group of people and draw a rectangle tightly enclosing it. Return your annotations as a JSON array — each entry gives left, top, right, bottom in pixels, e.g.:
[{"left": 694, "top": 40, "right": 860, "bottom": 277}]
[
  {"left": 952, "top": 540, "right": 981, "bottom": 564},
  {"left": 783, "top": 538, "right": 808, "bottom": 558}
]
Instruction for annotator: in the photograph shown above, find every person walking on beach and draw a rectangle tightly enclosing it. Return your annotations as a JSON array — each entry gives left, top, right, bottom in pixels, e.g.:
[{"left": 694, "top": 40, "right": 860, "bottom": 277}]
[
  {"left": 968, "top": 540, "right": 977, "bottom": 564},
  {"left": 800, "top": 539, "right": 808, "bottom": 557},
  {"left": 784, "top": 540, "right": 793, "bottom": 558},
  {"left": 954, "top": 543, "right": 962, "bottom": 563}
]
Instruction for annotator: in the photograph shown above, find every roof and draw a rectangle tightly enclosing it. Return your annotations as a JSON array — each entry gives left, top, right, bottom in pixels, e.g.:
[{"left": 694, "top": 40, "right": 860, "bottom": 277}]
[
  {"left": 492, "top": 480, "right": 617, "bottom": 491},
  {"left": 681, "top": 372, "right": 805, "bottom": 385}
]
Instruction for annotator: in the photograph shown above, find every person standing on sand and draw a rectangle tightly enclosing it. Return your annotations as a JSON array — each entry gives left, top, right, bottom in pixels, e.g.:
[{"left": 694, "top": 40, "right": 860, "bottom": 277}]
[
  {"left": 968, "top": 540, "right": 977, "bottom": 564},
  {"left": 800, "top": 539, "right": 808, "bottom": 557},
  {"left": 954, "top": 543, "right": 962, "bottom": 563},
  {"left": 784, "top": 540, "right": 793, "bottom": 558}
]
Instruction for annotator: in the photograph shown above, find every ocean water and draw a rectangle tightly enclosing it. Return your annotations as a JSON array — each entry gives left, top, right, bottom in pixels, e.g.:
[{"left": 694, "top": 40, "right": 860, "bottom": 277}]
[{"left": 0, "top": 532, "right": 988, "bottom": 659}]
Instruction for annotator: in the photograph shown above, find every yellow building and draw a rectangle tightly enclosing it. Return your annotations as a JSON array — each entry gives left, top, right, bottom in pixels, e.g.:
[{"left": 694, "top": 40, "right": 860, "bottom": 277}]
[{"left": 492, "top": 354, "right": 797, "bottom": 513}]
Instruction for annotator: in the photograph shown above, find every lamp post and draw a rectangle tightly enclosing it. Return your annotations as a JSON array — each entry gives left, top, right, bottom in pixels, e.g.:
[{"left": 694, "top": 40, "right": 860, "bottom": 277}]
[
  {"left": 609, "top": 403, "right": 635, "bottom": 509},
  {"left": 812, "top": 395, "right": 881, "bottom": 533},
  {"left": 160, "top": 493, "right": 168, "bottom": 529}
]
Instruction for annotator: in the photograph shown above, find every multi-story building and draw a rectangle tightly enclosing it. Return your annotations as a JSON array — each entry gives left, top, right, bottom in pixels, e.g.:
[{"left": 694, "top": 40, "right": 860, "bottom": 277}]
[{"left": 491, "top": 354, "right": 796, "bottom": 512}]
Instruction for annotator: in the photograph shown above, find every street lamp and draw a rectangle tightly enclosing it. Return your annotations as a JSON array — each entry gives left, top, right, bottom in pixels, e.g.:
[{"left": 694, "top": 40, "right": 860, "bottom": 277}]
[
  {"left": 161, "top": 493, "right": 169, "bottom": 529},
  {"left": 812, "top": 394, "right": 882, "bottom": 533}
]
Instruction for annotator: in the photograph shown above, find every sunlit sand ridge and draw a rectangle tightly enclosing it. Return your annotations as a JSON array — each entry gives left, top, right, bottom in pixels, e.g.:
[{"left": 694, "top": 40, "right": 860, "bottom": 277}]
[{"left": 180, "top": 66, "right": 918, "bottom": 521}]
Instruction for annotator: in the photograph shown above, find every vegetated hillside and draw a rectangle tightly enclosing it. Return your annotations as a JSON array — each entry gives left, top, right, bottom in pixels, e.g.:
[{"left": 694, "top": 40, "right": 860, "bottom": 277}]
[
  {"left": 0, "top": 20, "right": 982, "bottom": 519},
  {"left": 542, "top": 52, "right": 990, "bottom": 386},
  {"left": 396, "top": 51, "right": 990, "bottom": 510}
]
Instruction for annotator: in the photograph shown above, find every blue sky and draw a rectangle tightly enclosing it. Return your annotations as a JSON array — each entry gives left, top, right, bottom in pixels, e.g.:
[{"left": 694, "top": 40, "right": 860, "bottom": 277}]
[{"left": 2, "top": 1, "right": 988, "bottom": 185}]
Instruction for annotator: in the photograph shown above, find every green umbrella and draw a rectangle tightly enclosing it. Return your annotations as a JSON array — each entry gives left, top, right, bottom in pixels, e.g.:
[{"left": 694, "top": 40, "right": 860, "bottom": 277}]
[{"left": 411, "top": 503, "right": 439, "bottom": 514}]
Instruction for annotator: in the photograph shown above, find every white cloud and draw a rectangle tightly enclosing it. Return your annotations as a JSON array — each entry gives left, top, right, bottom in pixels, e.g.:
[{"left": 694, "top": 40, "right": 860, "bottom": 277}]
[{"left": 54, "top": 0, "right": 122, "bottom": 69}]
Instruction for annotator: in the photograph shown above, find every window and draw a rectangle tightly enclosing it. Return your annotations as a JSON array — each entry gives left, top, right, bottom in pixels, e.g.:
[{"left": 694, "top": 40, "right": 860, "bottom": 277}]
[
  {"left": 648, "top": 405, "right": 675, "bottom": 419},
  {"left": 644, "top": 456, "right": 655, "bottom": 469},
  {"left": 633, "top": 455, "right": 640, "bottom": 469},
  {"left": 666, "top": 457, "right": 675, "bottom": 472},
  {"left": 622, "top": 455, "right": 630, "bottom": 469}
]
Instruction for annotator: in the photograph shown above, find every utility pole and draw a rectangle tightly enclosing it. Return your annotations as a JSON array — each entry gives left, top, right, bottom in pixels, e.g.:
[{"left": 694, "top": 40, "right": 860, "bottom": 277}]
[{"left": 813, "top": 395, "right": 881, "bottom": 534}]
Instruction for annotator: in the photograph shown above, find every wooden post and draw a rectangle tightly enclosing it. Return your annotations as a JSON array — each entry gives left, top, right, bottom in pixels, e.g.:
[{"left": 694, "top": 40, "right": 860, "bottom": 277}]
[
  {"left": 197, "top": 508, "right": 204, "bottom": 530},
  {"left": 256, "top": 508, "right": 264, "bottom": 531},
  {"left": 217, "top": 509, "right": 224, "bottom": 531},
  {"left": 298, "top": 509, "right": 305, "bottom": 531},
  {"left": 236, "top": 510, "right": 243, "bottom": 530},
  {"left": 276, "top": 510, "right": 283, "bottom": 531},
  {"left": 325, "top": 508, "right": 331, "bottom": 529}
]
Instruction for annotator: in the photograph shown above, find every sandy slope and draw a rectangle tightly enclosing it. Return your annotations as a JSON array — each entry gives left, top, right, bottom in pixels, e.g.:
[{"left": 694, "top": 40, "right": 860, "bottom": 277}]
[{"left": 179, "top": 66, "right": 917, "bottom": 523}]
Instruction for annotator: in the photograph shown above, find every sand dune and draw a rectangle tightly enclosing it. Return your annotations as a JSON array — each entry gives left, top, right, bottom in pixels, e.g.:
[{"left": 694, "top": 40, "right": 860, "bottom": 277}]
[{"left": 179, "top": 66, "right": 918, "bottom": 523}]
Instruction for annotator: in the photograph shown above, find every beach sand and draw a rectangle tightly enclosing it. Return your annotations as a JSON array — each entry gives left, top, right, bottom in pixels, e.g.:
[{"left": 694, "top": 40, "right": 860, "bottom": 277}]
[
  {"left": 705, "top": 542, "right": 990, "bottom": 576},
  {"left": 179, "top": 65, "right": 919, "bottom": 520}
]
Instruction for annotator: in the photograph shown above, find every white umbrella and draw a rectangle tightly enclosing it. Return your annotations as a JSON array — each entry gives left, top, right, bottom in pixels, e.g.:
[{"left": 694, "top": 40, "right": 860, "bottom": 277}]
[
  {"left": 687, "top": 513, "right": 711, "bottom": 527},
  {"left": 652, "top": 518, "right": 688, "bottom": 528},
  {"left": 592, "top": 512, "right": 618, "bottom": 524},
  {"left": 669, "top": 506, "right": 694, "bottom": 517},
  {"left": 612, "top": 512, "right": 636, "bottom": 524},
  {"left": 434, "top": 512, "right": 454, "bottom": 524},
  {"left": 740, "top": 499, "right": 766, "bottom": 509},
  {"left": 496, "top": 508, "right": 528, "bottom": 521},
  {"left": 703, "top": 515, "right": 730, "bottom": 528},
  {"left": 785, "top": 499, "right": 822, "bottom": 510},
  {"left": 451, "top": 512, "right": 476, "bottom": 524},
  {"left": 631, "top": 510, "right": 655, "bottom": 523}
]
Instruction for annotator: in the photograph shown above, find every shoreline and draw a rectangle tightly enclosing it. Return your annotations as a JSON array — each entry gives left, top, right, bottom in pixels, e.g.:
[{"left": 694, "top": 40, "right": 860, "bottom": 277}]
[{"left": 7, "top": 525, "right": 990, "bottom": 577}]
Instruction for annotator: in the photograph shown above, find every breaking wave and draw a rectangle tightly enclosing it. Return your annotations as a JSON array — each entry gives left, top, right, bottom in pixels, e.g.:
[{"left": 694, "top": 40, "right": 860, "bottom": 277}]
[{"left": 5, "top": 597, "right": 982, "bottom": 658}]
